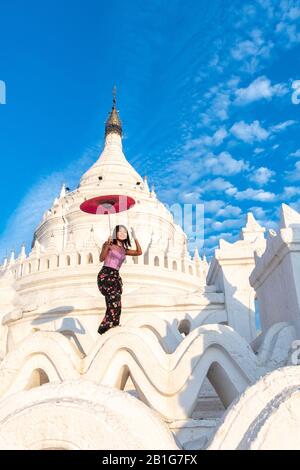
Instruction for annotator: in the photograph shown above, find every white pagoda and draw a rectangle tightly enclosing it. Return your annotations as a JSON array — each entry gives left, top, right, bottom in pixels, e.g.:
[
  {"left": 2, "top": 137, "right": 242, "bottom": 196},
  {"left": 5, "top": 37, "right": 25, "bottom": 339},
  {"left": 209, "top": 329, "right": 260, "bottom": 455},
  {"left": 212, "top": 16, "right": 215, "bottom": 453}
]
[{"left": 0, "top": 93, "right": 299, "bottom": 450}]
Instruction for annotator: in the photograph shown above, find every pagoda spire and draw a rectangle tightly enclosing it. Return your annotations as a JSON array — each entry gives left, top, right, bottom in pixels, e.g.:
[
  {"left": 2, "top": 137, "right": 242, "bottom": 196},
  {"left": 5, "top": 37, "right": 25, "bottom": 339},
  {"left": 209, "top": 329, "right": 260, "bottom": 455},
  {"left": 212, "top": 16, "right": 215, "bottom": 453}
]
[{"left": 105, "top": 85, "right": 123, "bottom": 137}]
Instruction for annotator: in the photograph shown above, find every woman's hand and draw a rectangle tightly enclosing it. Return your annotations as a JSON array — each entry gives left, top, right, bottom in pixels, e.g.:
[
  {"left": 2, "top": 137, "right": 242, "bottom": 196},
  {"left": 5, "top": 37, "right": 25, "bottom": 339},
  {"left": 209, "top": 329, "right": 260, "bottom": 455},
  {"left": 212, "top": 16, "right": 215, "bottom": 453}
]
[
  {"left": 130, "top": 227, "right": 136, "bottom": 239},
  {"left": 103, "top": 236, "right": 112, "bottom": 251}
]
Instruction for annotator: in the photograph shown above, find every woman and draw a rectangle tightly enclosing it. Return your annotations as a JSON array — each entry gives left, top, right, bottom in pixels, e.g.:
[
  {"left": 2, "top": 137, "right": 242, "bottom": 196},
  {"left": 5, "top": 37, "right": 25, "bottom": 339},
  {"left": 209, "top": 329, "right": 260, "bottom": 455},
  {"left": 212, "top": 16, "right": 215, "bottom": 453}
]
[{"left": 97, "top": 224, "right": 142, "bottom": 335}]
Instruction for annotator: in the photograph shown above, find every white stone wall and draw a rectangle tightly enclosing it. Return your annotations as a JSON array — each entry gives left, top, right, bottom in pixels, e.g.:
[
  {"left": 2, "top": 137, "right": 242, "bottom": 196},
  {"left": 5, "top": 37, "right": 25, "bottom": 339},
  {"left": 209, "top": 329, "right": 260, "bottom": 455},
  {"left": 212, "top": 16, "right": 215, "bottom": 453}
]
[{"left": 250, "top": 204, "right": 300, "bottom": 338}]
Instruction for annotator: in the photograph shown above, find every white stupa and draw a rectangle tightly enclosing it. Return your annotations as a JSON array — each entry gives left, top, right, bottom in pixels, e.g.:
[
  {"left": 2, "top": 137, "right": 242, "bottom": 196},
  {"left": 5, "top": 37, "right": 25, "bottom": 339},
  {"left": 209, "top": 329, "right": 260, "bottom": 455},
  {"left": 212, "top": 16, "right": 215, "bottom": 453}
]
[
  {"left": 0, "top": 92, "right": 300, "bottom": 450},
  {"left": 0, "top": 91, "right": 214, "bottom": 355}
]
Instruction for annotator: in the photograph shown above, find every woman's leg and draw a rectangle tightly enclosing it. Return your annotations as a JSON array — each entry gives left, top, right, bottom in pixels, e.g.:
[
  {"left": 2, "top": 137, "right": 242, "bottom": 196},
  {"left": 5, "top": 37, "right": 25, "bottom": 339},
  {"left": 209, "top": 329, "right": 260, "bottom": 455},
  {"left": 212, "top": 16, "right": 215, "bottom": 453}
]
[
  {"left": 97, "top": 270, "right": 122, "bottom": 334},
  {"left": 110, "top": 272, "right": 123, "bottom": 326},
  {"left": 110, "top": 287, "right": 122, "bottom": 326},
  {"left": 97, "top": 269, "right": 112, "bottom": 333}
]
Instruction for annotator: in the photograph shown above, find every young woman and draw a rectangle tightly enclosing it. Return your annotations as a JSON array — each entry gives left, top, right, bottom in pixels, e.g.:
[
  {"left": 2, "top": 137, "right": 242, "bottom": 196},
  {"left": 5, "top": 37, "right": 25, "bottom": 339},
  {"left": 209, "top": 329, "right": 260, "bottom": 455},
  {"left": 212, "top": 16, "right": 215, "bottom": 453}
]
[{"left": 97, "top": 224, "right": 142, "bottom": 335}]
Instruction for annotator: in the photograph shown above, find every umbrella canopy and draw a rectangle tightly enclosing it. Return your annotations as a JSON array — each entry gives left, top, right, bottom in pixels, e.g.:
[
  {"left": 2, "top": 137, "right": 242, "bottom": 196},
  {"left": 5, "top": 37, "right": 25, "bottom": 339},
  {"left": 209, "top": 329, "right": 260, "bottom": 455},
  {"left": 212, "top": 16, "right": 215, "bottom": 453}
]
[
  {"left": 80, "top": 194, "right": 136, "bottom": 234},
  {"left": 80, "top": 194, "right": 135, "bottom": 214}
]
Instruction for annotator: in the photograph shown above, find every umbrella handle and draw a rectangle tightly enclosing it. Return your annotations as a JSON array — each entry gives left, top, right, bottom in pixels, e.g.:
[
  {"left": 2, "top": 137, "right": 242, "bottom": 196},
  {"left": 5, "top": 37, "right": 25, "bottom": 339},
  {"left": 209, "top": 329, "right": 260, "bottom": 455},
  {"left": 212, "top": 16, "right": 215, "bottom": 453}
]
[{"left": 108, "top": 212, "right": 112, "bottom": 236}]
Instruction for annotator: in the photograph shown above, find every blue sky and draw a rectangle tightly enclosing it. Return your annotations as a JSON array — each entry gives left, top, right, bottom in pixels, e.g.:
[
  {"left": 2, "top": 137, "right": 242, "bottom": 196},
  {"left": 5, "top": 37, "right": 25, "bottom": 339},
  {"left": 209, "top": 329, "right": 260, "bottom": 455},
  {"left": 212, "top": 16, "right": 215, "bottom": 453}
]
[{"left": 0, "top": 0, "right": 300, "bottom": 261}]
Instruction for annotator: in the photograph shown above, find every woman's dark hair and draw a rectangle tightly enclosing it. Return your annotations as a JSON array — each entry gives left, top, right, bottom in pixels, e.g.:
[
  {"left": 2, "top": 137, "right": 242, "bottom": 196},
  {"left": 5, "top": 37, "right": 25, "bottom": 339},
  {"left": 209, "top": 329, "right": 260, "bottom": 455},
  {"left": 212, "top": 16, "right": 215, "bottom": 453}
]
[{"left": 112, "top": 224, "right": 131, "bottom": 249}]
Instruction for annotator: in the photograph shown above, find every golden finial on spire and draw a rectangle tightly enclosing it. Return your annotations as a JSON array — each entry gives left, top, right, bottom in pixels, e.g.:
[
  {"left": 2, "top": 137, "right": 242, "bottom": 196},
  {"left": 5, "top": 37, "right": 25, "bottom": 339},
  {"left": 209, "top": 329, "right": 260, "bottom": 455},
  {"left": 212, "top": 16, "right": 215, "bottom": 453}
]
[{"left": 105, "top": 85, "right": 122, "bottom": 137}]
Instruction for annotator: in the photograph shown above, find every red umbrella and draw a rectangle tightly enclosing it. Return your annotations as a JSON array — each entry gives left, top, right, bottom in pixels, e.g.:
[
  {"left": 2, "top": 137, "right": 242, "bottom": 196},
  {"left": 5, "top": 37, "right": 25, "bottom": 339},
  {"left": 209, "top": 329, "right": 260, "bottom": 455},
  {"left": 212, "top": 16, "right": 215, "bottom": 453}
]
[{"left": 80, "top": 194, "right": 135, "bottom": 234}]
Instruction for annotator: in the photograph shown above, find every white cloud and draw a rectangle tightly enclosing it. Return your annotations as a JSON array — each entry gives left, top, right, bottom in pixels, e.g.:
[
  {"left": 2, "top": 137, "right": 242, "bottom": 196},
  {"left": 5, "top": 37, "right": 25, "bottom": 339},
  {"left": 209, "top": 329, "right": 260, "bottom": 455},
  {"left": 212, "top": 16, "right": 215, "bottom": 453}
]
[
  {"left": 290, "top": 149, "right": 300, "bottom": 157},
  {"left": 292, "top": 80, "right": 300, "bottom": 104},
  {"left": 281, "top": 186, "right": 300, "bottom": 199},
  {"left": 216, "top": 205, "right": 242, "bottom": 218},
  {"left": 231, "top": 29, "right": 273, "bottom": 73},
  {"left": 234, "top": 4, "right": 258, "bottom": 28},
  {"left": 234, "top": 76, "right": 288, "bottom": 105},
  {"left": 203, "top": 200, "right": 242, "bottom": 218},
  {"left": 212, "top": 93, "right": 231, "bottom": 121},
  {"left": 285, "top": 160, "right": 300, "bottom": 181},
  {"left": 290, "top": 199, "right": 300, "bottom": 213},
  {"left": 230, "top": 120, "right": 269, "bottom": 143},
  {"left": 231, "top": 30, "right": 271, "bottom": 60},
  {"left": 258, "top": 0, "right": 300, "bottom": 46},
  {"left": 257, "top": 0, "right": 275, "bottom": 18},
  {"left": 203, "top": 199, "right": 225, "bottom": 213},
  {"left": 233, "top": 187, "right": 276, "bottom": 201},
  {"left": 181, "top": 191, "right": 201, "bottom": 203},
  {"left": 0, "top": 174, "right": 63, "bottom": 261},
  {"left": 249, "top": 166, "right": 276, "bottom": 185},
  {"left": 231, "top": 0, "right": 300, "bottom": 74},
  {"left": 208, "top": 53, "right": 224, "bottom": 73},
  {"left": 198, "top": 78, "right": 241, "bottom": 127},
  {"left": 211, "top": 218, "right": 244, "bottom": 231},
  {"left": 200, "top": 92, "right": 231, "bottom": 125},
  {"left": 230, "top": 118, "right": 295, "bottom": 144},
  {"left": 202, "top": 151, "right": 248, "bottom": 176},
  {"left": 270, "top": 120, "right": 297, "bottom": 132},
  {"left": 280, "top": 0, "right": 300, "bottom": 20},
  {"left": 276, "top": 21, "right": 300, "bottom": 44},
  {"left": 201, "top": 178, "right": 237, "bottom": 193},
  {"left": 183, "top": 127, "right": 228, "bottom": 151},
  {"left": 286, "top": 7, "right": 300, "bottom": 20},
  {"left": 249, "top": 205, "right": 268, "bottom": 219},
  {"left": 225, "top": 185, "right": 239, "bottom": 197},
  {"left": 170, "top": 149, "right": 248, "bottom": 187},
  {"left": 0, "top": 146, "right": 100, "bottom": 261}
]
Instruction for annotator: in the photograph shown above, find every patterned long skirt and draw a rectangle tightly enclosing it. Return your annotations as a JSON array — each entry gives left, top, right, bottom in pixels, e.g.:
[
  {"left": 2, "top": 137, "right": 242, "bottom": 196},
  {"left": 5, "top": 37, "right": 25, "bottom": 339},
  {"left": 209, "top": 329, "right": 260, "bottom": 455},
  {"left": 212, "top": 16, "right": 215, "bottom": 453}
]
[{"left": 97, "top": 266, "right": 123, "bottom": 334}]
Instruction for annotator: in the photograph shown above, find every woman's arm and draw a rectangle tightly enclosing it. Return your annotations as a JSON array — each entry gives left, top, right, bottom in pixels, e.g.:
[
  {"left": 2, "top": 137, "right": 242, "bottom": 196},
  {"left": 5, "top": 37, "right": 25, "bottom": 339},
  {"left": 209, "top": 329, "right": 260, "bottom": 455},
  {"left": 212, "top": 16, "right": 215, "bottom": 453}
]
[
  {"left": 125, "top": 228, "right": 142, "bottom": 256},
  {"left": 99, "top": 237, "right": 112, "bottom": 262}
]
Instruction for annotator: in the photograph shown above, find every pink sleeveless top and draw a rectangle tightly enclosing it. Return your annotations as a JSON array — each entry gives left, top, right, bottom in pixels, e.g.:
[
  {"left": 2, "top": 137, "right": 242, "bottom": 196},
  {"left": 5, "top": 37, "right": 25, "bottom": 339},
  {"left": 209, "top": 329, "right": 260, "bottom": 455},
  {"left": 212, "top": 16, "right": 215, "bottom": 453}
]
[{"left": 103, "top": 244, "right": 126, "bottom": 270}]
